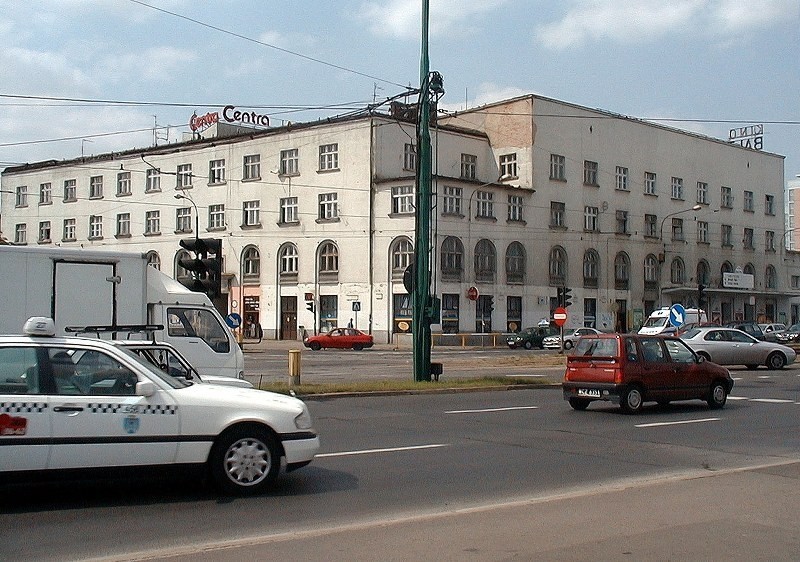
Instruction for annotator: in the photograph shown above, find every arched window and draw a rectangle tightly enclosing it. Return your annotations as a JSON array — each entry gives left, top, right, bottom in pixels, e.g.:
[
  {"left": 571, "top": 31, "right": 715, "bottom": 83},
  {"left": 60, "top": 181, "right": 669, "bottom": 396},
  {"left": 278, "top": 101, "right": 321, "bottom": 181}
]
[
  {"left": 441, "top": 236, "right": 463, "bottom": 280},
  {"left": 474, "top": 239, "right": 496, "bottom": 283},
  {"left": 549, "top": 246, "right": 567, "bottom": 286},
  {"left": 505, "top": 242, "right": 525, "bottom": 284},
  {"left": 720, "top": 261, "right": 733, "bottom": 288},
  {"left": 242, "top": 246, "right": 260, "bottom": 281},
  {"left": 670, "top": 257, "right": 685, "bottom": 284},
  {"left": 583, "top": 249, "right": 600, "bottom": 288},
  {"left": 279, "top": 243, "right": 298, "bottom": 276},
  {"left": 766, "top": 265, "right": 777, "bottom": 289},
  {"left": 146, "top": 250, "right": 161, "bottom": 271},
  {"left": 174, "top": 250, "right": 191, "bottom": 283},
  {"left": 391, "top": 237, "right": 414, "bottom": 272},
  {"left": 614, "top": 252, "right": 630, "bottom": 290},
  {"left": 696, "top": 260, "right": 710, "bottom": 286},
  {"left": 318, "top": 242, "right": 339, "bottom": 273},
  {"left": 644, "top": 254, "right": 659, "bottom": 284},
  {"left": 743, "top": 262, "right": 755, "bottom": 278}
]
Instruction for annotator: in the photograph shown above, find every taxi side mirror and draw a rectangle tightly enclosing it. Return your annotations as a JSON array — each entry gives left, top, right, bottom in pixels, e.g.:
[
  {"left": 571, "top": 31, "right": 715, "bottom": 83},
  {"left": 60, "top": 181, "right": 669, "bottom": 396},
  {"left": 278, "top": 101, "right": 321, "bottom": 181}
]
[{"left": 136, "top": 381, "right": 156, "bottom": 397}]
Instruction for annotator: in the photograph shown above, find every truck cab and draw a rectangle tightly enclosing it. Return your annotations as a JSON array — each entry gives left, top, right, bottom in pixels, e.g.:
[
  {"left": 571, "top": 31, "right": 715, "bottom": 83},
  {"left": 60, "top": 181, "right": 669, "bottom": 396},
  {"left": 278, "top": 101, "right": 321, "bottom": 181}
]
[{"left": 638, "top": 307, "right": 708, "bottom": 335}]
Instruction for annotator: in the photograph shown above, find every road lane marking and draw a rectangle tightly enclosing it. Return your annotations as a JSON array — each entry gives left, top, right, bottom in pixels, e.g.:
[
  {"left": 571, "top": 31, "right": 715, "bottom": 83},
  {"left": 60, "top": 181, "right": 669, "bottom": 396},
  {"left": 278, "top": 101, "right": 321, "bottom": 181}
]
[
  {"left": 635, "top": 418, "right": 720, "bottom": 428},
  {"left": 444, "top": 406, "right": 540, "bottom": 414},
  {"left": 727, "top": 396, "right": 748, "bottom": 400},
  {"left": 749, "top": 398, "right": 795, "bottom": 403},
  {"left": 316, "top": 444, "right": 449, "bottom": 458}
]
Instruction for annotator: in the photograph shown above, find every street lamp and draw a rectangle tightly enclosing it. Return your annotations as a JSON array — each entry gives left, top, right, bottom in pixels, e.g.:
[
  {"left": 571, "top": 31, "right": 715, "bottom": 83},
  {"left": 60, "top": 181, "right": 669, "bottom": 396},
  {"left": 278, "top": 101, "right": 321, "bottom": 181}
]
[
  {"left": 660, "top": 204, "right": 702, "bottom": 245},
  {"left": 174, "top": 192, "right": 199, "bottom": 240}
]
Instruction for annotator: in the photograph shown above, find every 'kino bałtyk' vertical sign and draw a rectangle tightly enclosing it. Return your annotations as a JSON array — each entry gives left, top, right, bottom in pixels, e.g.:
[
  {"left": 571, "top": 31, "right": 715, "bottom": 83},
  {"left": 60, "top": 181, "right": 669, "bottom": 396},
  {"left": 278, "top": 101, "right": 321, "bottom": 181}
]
[{"left": 728, "top": 124, "right": 764, "bottom": 150}]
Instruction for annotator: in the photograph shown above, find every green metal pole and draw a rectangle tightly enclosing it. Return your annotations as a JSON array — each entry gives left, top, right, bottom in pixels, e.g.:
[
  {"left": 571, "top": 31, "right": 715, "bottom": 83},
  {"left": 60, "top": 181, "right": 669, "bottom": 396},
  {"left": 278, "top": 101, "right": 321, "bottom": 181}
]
[{"left": 413, "top": 0, "right": 432, "bottom": 382}]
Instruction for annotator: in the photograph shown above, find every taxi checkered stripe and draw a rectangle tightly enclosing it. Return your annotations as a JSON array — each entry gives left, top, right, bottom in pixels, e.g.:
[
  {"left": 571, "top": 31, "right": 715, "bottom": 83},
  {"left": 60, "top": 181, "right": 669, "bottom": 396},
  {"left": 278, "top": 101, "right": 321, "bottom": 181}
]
[
  {"left": 87, "top": 403, "right": 177, "bottom": 415},
  {"left": 1, "top": 402, "right": 48, "bottom": 413}
]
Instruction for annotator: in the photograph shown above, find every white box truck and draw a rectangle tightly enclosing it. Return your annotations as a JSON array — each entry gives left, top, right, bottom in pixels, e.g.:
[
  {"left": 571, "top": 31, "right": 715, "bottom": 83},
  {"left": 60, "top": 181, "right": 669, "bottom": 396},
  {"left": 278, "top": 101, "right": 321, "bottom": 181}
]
[
  {"left": 0, "top": 246, "right": 245, "bottom": 381},
  {"left": 638, "top": 306, "right": 708, "bottom": 335}
]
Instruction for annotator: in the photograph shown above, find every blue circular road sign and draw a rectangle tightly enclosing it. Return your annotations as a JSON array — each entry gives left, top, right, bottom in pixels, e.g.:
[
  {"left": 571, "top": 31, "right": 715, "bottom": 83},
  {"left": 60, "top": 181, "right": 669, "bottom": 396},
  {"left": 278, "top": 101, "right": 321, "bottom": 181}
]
[
  {"left": 226, "top": 312, "right": 242, "bottom": 328},
  {"left": 668, "top": 304, "right": 687, "bottom": 327}
]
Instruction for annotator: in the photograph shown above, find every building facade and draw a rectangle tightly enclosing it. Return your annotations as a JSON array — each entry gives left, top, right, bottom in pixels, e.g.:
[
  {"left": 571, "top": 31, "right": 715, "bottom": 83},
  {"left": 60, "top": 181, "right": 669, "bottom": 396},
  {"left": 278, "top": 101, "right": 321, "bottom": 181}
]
[{"left": 1, "top": 94, "right": 795, "bottom": 341}]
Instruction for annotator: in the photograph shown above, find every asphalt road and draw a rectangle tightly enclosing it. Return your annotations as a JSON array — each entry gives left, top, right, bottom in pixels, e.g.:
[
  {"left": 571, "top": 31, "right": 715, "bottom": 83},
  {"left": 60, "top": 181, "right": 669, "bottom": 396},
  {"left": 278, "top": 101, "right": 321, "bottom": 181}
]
[{"left": 2, "top": 365, "right": 800, "bottom": 561}]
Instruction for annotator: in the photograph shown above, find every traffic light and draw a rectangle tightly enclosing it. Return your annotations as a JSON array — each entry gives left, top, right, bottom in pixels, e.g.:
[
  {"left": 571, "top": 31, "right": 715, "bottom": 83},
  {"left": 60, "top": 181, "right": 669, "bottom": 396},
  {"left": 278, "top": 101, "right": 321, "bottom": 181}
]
[
  {"left": 487, "top": 295, "right": 494, "bottom": 314},
  {"left": 305, "top": 293, "right": 315, "bottom": 313},
  {"left": 563, "top": 287, "right": 573, "bottom": 308},
  {"left": 178, "top": 237, "right": 222, "bottom": 298},
  {"left": 557, "top": 286, "right": 564, "bottom": 307},
  {"left": 697, "top": 284, "right": 706, "bottom": 308}
]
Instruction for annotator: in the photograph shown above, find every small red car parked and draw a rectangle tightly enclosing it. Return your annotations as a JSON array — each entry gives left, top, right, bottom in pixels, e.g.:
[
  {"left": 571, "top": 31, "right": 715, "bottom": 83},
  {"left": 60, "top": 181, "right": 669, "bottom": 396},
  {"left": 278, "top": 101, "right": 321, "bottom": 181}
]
[
  {"left": 562, "top": 333, "right": 733, "bottom": 413},
  {"left": 303, "top": 328, "right": 374, "bottom": 351}
]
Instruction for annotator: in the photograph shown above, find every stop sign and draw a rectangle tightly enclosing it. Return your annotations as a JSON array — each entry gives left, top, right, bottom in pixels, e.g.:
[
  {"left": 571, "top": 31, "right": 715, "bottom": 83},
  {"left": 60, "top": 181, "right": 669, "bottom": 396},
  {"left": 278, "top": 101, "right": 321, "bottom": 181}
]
[
  {"left": 466, "top": 286, "right": 479, "bottom": 301},
  {"left": 553, "top": 306, "right": 568, "bottom": 327}
]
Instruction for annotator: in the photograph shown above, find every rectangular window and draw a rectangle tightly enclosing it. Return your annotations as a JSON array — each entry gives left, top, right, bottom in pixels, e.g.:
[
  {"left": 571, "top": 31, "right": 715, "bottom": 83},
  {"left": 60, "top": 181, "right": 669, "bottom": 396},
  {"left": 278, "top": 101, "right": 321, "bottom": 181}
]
[
  {"left": 644, "top": 214, "right": 657, "bottom": 238},
  {"left": 392, "top": 185, "right": 414, "bottom": 214},
  {"left": 38, "top": 221, "right": 51, "bottom": 243},
  {"left": 209, "top": 159, "right": 226, "bottom": 184},
  {"left": 441, "top": 293, "right": 460, "bottom": 333},
  {"left": 175, "top": 207, "right": 192, "bottom": 233},
  {"left": 584, "top": 160, "right": 598, "bottom": 186},
  {"left": 89, "top": 175, "right": 103, "bottom": 199},
  {"left": 89, "top": 215, "right": 103, "bottom": 239},
  {"left": 15, "top": 185, "right": 27, "bottom": 207},
  {"left": 403, "top": 143, "right": 416, "bottom": 171},
  {"left": 508, "top": 195, "right": 523, "bottom": 222},
  {"left": 743, "top": 190, "right": 754, "bottom": 212},
  {"left": 721, "top": 186, "right": 733, "bottom": 208},
  {"left": 116, "top": 213, "right": 130, "bottom": 237},
  {"left": 743, "top": 227, "right": 754, "bottom": 249},
  {"left": 671, "top": 218, "right": 685, "bottom": 241},
  {"left": 176, "top": 164, "right": 192, "bottom": 188},
  {"left": 280, "top": 197, "right": 299, "bottom": 223},
  {"left": 14, "top": 224, "right": 26, "bottom": 244},
  {"left": 318, "top": 193, "right": 338, "bottom": 220},
  {"left": 499, "top": 153, "right": 517, "bottom": 178},
  {"left": 39, "top": 183, "right": 52, "bottom": 205},
  {"left": 63, "top": 218, "right": 76, "bottom": 242},
  {"left": 671, "top": 177, "right": 683, "bottom": 200},
  {"left": 243, "top": 154, "right": 261, "bottom": 180},
  {"left": 721, "top": 224, "right": 733, "bottom": 247},
  {"left": 208, "top": 204, "right": 225, "bottom": 229},
  {"left": 696, "top": 181, "right": 708, "bottom": 204},
  {"left": 765, "top": 194, "right": 775, "bottom": 215},
  {"left": 615, "top": 166, "right": 629, "bottom": 191},
  {"left": 476, "top": 191, "right": 494, "bottom": 218},
  {"left": 145, "top": 168, "right": 161, "bottom": 192},
  {"left": 616, "top": 210, "right": 629, "bottom": 234},
  {"left": 697, "top": 221, "right": 709, "bottom": 244},
  {"left": 549, "top": 154, "right": 566, "bottom": 181},
  {"left": 442, "top": 186, "right": 462, "bottom": 215},
  {"left": 584, "top": 206, "right": 599, "bottom": 232},
  {"left": 644, "top": 172, "right": 657, "bottom": 195},
  {"left": 550, "top": 201, "right": 566, "bottom": 228},
  {"left": 243, "top": 200, "right": 261, "bottom": 227},
  {"left": 460, "top": 153, "right": 477, "bottom": 180},
  {"left": 64, "top": 179, "right": 77, "bottom": 202},
  {"left": 280, "top": 149, "right": 299, "bottom": 176},
  {"left": 319, "top": 144, "right": 339, "bottom": 171},
  {"left": 116, "top": 171, "right": 131, "bottom": 196},
  {"left": 145, "top": 210, "right": 160, "bottom": 235},
  {"left": 765, "top": 230, "right": 776, "bottom": 252}
]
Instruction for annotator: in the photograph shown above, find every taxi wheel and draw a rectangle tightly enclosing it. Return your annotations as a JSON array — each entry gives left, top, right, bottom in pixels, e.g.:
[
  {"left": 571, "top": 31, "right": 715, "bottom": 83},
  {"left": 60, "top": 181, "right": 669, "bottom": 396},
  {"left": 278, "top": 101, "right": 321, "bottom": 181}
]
[
  {"left": 210, "top": 426, "right": 280, "bottom": 496},
  {"left": 620, "top": 385, "right": 643, "bottom": 414}
]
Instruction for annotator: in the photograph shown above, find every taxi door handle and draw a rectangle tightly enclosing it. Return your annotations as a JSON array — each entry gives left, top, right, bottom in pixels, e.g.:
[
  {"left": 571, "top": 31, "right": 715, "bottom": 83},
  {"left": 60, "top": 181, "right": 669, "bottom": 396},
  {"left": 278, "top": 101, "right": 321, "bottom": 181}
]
[{"left": 53, "top": 406, "right": 84, "bottom": 413}]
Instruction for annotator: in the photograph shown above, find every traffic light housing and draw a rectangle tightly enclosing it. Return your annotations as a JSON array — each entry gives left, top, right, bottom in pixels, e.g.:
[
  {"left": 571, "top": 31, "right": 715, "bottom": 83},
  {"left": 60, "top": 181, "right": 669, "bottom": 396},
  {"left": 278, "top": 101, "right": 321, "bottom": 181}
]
[
  {"left": 487, "top": 295, "right": 494, "bottom": 314},
  {"left": 306, "top": 301, "right": 315, "bottom": 313},
  {"left": 563, "top": 287, "right": 573, "bottom": 308},
  {"left": 557, "top": 286, "right": 564, "bottom": 306},
  {"left": 178, "top": 238, "right": 222, "bottom": 298},
  {"left": 697, "top": 284, "right": 706, "bottom": 307}
]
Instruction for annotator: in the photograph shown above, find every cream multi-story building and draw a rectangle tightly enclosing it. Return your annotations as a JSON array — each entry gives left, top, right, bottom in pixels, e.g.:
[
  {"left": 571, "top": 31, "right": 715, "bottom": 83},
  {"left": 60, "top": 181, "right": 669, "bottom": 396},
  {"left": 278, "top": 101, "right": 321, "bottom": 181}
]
[{"left": 1, "top": 94, "right": 795, "bottom": 341}]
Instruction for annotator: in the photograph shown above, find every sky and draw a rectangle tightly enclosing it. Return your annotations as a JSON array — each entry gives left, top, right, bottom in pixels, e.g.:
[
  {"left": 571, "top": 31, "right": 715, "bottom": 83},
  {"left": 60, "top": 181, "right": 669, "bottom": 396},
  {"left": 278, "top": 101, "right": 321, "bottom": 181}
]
[{"left": 1, "top": 0, "right": 798, "bottom": 184}]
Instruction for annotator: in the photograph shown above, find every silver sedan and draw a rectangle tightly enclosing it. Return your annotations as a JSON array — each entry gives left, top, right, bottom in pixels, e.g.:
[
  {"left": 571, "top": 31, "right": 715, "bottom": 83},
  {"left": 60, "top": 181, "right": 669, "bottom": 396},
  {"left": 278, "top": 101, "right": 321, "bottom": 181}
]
[
  {"left": 680, "top": 327, "right": 796, "bottom": 369},
  {"left": 543, "top": 327, "right": 603, "bottom": 350}
]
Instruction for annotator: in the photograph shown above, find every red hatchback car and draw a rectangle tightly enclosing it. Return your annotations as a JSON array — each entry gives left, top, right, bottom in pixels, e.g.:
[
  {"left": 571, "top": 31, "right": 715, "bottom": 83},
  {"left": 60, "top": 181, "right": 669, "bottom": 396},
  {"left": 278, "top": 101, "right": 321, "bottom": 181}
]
[
  {"left": 303, "top": 328, "right": 374, "bottom": 351},
  {"left": 562, "top": 333, "right": 733, "bottom": 413}
]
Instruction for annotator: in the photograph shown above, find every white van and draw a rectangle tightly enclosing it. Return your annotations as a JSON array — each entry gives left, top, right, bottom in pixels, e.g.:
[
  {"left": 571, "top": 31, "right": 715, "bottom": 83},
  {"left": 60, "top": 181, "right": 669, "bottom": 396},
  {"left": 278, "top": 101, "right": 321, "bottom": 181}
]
[{"left": 638, "top": 307, "right": 708, "bottom": 335}]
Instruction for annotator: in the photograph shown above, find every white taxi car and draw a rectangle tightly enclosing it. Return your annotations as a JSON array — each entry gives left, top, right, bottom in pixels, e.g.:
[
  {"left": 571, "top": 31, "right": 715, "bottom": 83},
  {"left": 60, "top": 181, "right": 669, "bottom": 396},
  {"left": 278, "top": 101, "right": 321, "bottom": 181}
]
[{"left": 0, "top": 318, "right": 319, "bottom": 495}]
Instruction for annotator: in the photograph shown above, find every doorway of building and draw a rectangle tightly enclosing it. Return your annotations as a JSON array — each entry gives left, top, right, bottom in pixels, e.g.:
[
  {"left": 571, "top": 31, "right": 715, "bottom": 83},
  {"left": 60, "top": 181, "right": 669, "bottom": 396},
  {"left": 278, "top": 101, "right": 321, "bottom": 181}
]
[
  {"left": 280, "top": 296, "right": 298, "bottom": 340},
  {"left": 243, "top": 295, "right": 260, "bottom": 340},
  {"left": 615, "top": 299, "right": 628, "bottom": 332}
]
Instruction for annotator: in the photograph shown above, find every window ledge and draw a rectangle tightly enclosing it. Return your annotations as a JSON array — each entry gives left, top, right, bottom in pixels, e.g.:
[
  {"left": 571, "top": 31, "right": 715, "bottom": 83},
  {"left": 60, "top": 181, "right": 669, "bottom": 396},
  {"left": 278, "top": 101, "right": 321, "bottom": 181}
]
[
  {"left": 116, "top": 192, "right": 132, "bottom": 198},
  {"left": 241, "top": 223, "right": 263, "bottom": 230},
  {"left": 39, "top": 201, "right": 53, "bottom": 206},
  {"left": 316, "top": 217, "right": 341, "bottom": 224},
  {"left": 277, "top": 220, "right": 300, "bottom": 227},
  {"left": 388, "top": 212, "right": 415, "bottom": 219},
  {"left": 208, "top": 181, "right": 227, "bottom": 187},
  {"left": 143, "top": 232, "right": 161, "bottom": 237},
  {"left": 506, "top": 219, "right": 527, "bottom": 226},
  {"left": 115, "top": 234, "right": 132, "bottom": 239},
  {"left": 241, "top": 177, "right": 261, "bottom": 183},
  {"left": 317, "top": 168, "right": 340, "bottom": 174}
]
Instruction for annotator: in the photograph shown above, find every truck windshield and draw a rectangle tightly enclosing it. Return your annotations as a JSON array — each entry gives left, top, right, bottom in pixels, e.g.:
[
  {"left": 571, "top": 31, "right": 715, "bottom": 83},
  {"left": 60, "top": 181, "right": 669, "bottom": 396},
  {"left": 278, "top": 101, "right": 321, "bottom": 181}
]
[
  {"left": 642, "top": 316, "right": 668, "bottom": 328},
  {"left": 166, "top": 308, "right": 231, "bottom": 353}
]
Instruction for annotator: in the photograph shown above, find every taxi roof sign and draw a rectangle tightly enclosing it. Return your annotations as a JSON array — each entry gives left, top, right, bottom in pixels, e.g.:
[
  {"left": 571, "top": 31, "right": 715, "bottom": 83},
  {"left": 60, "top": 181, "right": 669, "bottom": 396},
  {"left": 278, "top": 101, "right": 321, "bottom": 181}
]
[{"left": 23, "top": 317, "right": 56, "bottom": 337}]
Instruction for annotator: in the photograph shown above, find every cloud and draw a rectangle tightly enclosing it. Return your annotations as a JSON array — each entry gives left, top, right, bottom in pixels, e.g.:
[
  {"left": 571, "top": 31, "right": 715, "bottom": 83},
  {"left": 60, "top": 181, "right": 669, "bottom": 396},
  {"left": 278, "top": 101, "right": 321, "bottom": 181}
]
[
  {"left": 440, "top": 82, "right": 530, "bottom": 113},
  {"left": 97, "top": 47, "right": 198, "bottom": 84},
  {"left": 358, "top": 0, "right": 511, "bottom": 39},
  {"left": 535, "top": 0, "right": 798, "bottom": 50}
]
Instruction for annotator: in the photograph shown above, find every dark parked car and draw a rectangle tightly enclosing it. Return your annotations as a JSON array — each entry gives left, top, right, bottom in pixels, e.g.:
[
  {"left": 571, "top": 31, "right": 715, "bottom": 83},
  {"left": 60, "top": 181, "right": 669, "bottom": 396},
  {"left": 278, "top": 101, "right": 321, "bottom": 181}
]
[
  {"left": 562, "top": 333, "right": 734, "bottom": 414},
  {"left": 723, "top": 321, "right": 765, "bottom": 340},
  {"left": 775, "top": 323, "right": 800, "bottom": 344},
  {"left": 507, "top": 326, "right": 559, "bottom": 350}
]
